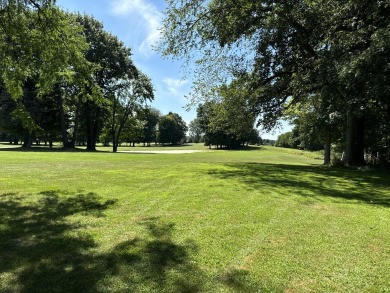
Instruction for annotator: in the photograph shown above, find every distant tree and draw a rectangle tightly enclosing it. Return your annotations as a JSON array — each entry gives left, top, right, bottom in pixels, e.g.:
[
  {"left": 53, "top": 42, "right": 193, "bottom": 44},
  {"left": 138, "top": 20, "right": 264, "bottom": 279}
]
[
  {"left": 275, "top": 132, "right": 294, "bottom": 149},
  {"left": 141, "top": 107, "right": 161, "bottom": 146},
  {"left": 188, "top": 118, "right": 203, "bottom": 143},
  {"left": 247, "top": 129, "right": 262, "bottom": 146},
  {"left": 158, "top": 112, "right": 188, "bottom": 145},
  {"left": 196, "top": 96, "right": 259, "bottom": 149},
  {"left": 120, "top": 116, "right": 144, "bottom": 147}
]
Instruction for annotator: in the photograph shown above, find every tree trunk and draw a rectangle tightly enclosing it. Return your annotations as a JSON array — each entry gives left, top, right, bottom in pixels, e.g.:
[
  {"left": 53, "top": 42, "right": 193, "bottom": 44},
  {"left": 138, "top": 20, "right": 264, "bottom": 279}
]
[
  {"left": 86, "top": 105, "right": 98, "bottom": 151},
  {"left": 22, "top": 132, "right": 32, "bottom": 148},
  {"left": 71, "top": 97, "right": 81, "bottom": 147},
  {"left": 343, "top": 111, "right": 365, "bottom": 166},
  {"left": 324, "top": 131, "right": 331, "bottom": 165},
  {"left": 58, "top": 91, "right": 71, "bottom": 148}
]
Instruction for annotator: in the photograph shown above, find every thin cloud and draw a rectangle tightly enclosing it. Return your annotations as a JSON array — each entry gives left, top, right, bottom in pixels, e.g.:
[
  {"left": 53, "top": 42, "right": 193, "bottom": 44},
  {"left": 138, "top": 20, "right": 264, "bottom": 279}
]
[
  {"left": 163, "top": 78, "right": 189, "bottom": 97},
  {"left": 110, "top": 0, "right": 162, "bottom": 55}
]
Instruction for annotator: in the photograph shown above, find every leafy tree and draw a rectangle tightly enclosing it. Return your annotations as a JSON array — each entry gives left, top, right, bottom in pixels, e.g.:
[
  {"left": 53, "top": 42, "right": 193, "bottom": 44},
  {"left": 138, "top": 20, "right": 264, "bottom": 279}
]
[
  {"left": 195, "top": 92, "right": 259, "bottom": 149},
  {"left": 285, "top": 95, "right": 344, "bottom": 164},
  {"left": 110, "top": 73, "right": 154, "bottom": 152},
  {"left": 188, "top": 118, "right": 203, "bottom": 143},
  {"left": 120, "top": 115, "right": 145, "bottom": 147},
  {"left": 0, "top": 4, "right": 94, "bottom": 148},
  {"left": 0, "top": 86, "right": 24, "bottom": 141},
  {"left": 275, "top": 132, "right": 294, "bottom": 149},
  {"left": 140, "top": 107, "right": 161, "bottom": 146},
  {"left": 158, "top": 112, "right": 188, "bottom": 145},
  {"left": 75, "top": 14, "right": 138, "bottom": 151},
  {"left": 0, "top": 4, "right": 91, "bottom": 139}
]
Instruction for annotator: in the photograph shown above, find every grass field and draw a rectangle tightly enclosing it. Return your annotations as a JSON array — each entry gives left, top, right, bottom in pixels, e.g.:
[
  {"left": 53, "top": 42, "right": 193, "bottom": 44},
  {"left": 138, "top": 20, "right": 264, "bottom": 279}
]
[{"left": 0, "top": 144, "right": 389, "bottom": 292}]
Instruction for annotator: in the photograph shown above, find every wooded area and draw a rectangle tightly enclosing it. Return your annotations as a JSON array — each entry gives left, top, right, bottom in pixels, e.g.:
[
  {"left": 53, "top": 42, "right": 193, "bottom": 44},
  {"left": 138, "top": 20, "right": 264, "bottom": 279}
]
[{"left": 0, "top": 1, "right": 190, "bottom": 151}]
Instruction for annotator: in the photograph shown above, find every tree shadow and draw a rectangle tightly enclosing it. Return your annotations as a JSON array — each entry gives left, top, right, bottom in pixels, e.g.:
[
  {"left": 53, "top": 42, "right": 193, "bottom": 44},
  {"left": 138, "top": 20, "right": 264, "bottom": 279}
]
[
  {"left": 0, "top": 192, "right": 206, "bottom": 292},
  {"left": 207, "top": 163, "right": 390, "bottom": 207},
  {"left": 0, "top": 144, "right": 107, "bottom": 153},
  {"left": 219, "top": 268, "right": 276, "bottom": 292},
  {"left": 103, "top": 218, "right": 206, "bottom": 292},
  {"left": 208, "top": 145, "right": 263, "bottom": 151}
]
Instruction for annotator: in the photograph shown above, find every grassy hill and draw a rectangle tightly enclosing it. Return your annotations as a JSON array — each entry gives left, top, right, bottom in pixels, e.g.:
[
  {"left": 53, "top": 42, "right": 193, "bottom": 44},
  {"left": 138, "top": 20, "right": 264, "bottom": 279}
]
[{"left": 0, "top": 145, "right": 389, "bottom": 292}]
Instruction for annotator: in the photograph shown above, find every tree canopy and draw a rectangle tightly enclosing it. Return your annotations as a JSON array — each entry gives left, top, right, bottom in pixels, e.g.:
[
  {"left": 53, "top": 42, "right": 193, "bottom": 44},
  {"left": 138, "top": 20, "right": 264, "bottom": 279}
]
[{"left": 159, "top": 0, "right": 390, "bottom": 165}]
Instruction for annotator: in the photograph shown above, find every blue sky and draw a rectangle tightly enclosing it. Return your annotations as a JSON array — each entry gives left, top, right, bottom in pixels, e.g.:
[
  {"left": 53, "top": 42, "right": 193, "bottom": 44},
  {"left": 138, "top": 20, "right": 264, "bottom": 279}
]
[{"left": 56, "top": 0, "right": 288, "bottom": 139}]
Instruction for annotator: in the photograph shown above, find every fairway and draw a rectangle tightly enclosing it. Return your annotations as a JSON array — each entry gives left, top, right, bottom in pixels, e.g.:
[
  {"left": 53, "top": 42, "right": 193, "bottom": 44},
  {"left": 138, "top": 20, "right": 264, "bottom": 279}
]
[{"left": 0, "top": 145, "right": 389, "bottom": 292}]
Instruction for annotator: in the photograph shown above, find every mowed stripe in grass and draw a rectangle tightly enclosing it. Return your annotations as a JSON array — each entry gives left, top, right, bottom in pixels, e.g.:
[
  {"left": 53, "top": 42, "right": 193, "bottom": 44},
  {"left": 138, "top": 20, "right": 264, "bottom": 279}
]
[{"left": 0, "top": 146, "right": 389, "bottom": 292}]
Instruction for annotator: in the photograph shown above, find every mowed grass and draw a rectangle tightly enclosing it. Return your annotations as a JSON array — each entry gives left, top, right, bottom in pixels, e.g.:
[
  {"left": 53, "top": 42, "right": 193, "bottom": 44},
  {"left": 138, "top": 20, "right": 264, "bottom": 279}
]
[{"left": 0, "top": 145, "right": 389, "bottom": 292}]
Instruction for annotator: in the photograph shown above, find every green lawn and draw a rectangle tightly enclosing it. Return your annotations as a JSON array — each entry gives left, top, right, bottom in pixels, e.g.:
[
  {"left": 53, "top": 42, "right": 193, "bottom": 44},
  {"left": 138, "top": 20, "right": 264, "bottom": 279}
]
[{"left": 0, "top": 145, "right": 389, "bottom": 292}]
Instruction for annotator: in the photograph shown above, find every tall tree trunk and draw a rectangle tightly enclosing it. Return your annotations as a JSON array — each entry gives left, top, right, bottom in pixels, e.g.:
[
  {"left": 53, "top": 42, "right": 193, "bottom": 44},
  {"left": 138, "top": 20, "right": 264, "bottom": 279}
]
[
  {"left": 354, "top": 115, "right": 365, "bottom": 165},
  {"left": 22, "top": 132, "right": 32, "bottom": 148},
  {"left": 112, "top": 142, "right": 118, "bottom": 153},
  {"left": 343, "top": 111, "right": 365, "bottom": 166},
  {"left": 86, "top": 104, "right": 98, "bottom": 151},
  {"left": 57, "top": 91, "right": 73, "bottom": 148},
  {"left": 323, "top": 131, "right": 331, "bottom": 165},
  {"left": 71, "top": 97, "right": 82, "bottom": 148}
]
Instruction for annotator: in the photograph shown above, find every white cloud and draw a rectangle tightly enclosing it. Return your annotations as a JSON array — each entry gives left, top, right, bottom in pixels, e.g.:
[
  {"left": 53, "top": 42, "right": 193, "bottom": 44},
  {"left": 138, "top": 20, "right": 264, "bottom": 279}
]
[
  {"left": 110, "top": 0, "right": 162, "bottom": 55},
  {"left": 163, "top": 78, "right": 189, "bottom": 97}
]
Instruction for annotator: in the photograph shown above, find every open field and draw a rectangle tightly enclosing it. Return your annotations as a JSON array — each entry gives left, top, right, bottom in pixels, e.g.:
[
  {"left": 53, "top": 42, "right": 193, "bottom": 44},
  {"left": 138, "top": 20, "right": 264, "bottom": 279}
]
[{"left": 0, "top": 145, "right": 389, "bottom": 292}]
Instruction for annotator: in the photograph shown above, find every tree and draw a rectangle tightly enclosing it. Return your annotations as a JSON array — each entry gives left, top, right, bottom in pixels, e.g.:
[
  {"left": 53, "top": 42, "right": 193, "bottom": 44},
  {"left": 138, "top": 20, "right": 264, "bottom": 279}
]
[
  {"left": 188, "top": 118, "right": 203, "bottom": 143},
  {"left": 141, "top": 107, "right": 161, "bottom": 146},
  {"left": 195, "top": 88, "right": 259, "bottom": 149},
  {"left": 158, "top": 112, "right": 188, "bottom": 145},
  {"left": 110, "top": 73, "right": 154, "bottom": 152},
  {"left": 159, "top": 0, "right": 390, "bottom": 165},
  {"left": 75, "top": 14, "right": 138, "bottom": 151},
  {"left": 0, "top": 4, "right": 91, "bottom": 139},
  {"left": 285, "top": 95, "right": 344, "bottom": 164},
  {"left": 0, "top": 4, "right": 94, "bottom": 149},
  {"left": 120, "top": 115, "right": 144, "bottom": 147},
  {"left": 275, "top": 132, "right": 294, "bottom": 149}
]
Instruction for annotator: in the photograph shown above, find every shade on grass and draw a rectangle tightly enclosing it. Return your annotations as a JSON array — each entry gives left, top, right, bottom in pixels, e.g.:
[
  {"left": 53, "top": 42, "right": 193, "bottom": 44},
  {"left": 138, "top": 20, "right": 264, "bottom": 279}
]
[{"left": 0, "top": 145, "right": 389, "bottom": 292}]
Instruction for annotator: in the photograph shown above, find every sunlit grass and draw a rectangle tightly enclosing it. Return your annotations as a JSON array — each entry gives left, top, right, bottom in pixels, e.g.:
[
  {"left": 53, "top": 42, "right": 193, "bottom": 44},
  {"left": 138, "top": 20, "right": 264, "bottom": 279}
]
[{"left": 0, "top": 145, "right": 389, "bottom": 292}]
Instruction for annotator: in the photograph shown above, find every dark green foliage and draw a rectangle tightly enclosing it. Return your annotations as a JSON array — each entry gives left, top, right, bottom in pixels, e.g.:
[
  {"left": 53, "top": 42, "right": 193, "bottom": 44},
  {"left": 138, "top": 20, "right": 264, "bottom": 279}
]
[
  {"left": 158, "top": 112, "right": 188, "bottom": 145},
  {"left": 196, "top": 100, "right": 261, "bottom": 149},
  {"left": 188, "top": 118, "right": 203, "bottom": 143},
  {"left": 140, "top": 107, "right": 161, "bottom": 146}
]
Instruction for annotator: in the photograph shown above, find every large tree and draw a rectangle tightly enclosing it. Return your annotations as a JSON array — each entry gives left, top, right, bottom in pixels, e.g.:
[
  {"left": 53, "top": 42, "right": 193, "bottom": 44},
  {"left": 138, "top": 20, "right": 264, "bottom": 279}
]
[
  {"left": 110, "top": 73, "right": 154, "bottom": 152},
  {"left": 75, "top": 14, "right": 138, "bottom": 151},
  {"left": 0, "top": 3, "right": 93, "bottom": 148},
  {"left": 0, "top": 2, "right": 90, "bottom": 118},
  {"left": 159, "top": 0, "right": 390, "bottom": 165}
]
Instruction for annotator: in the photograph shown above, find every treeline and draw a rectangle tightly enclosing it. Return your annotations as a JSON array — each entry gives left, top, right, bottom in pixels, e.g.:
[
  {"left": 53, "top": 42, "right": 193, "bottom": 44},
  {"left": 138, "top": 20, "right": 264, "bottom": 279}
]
[
  {"left": 0, "top": 3, "right": 188, "bottom": 151},
  {"left": 275, "top": 97, "right": 390, "bottom": 165}
]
